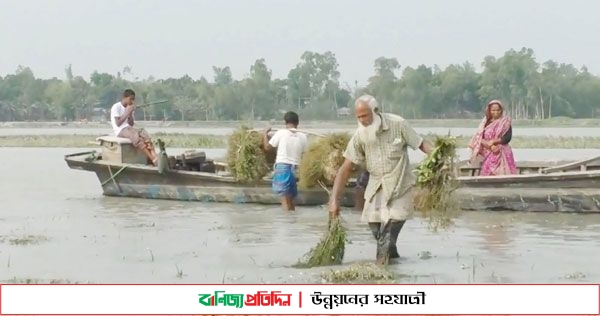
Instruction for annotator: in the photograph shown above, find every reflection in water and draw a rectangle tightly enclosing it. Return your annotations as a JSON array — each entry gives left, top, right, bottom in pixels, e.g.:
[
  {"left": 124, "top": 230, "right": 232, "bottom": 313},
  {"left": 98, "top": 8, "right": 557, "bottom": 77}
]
[
  {"left": 459, "top": 212, "right": 517, "bottom": 258},
  {"left": 480, "top": 224, "right": 514, "bottom": 258}
]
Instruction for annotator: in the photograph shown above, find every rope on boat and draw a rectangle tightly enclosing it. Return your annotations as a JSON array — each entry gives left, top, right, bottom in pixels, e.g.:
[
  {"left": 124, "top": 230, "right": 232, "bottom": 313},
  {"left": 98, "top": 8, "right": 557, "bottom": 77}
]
[
  {"left": 84, "top": 152, "right": 99, "bottom": 162},
  {"left": 101, "top": 165, "right": 128, "bottom": 187}
]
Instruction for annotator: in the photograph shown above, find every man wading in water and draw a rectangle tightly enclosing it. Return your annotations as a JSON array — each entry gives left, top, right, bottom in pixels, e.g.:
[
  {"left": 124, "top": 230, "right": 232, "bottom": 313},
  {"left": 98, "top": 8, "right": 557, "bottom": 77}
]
[
  {"left": 263, "top": 111, "right": 308, "bottom": 211},
  {"left": 328, "top": 95, "right": 434, "bottom": 265}
]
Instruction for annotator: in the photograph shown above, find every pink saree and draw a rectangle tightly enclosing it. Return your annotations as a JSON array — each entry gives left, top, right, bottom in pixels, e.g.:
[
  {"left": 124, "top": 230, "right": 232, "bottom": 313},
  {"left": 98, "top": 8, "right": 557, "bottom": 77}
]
[{"left": 468, "top": 115, "right": 517, "bottom": 176}]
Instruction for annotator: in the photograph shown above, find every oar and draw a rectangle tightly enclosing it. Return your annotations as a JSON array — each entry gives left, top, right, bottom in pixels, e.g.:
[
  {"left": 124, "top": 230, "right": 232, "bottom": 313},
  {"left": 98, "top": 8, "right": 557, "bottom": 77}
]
[
  {"left": 136, "top": 100, "right": 169, "bottom": 108},
  {"left": 255, "top": 127, "right": 326, "bottom": 138}
]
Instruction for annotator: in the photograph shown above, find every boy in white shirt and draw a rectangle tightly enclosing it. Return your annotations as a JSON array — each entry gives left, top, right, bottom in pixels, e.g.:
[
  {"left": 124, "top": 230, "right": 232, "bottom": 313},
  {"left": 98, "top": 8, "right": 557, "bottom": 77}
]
[
  {"left": 262, "top": 111, "right": 308, "bottom": 211},
  {"left": 110, "top": 89, "right": 158, "bottom": 165}
]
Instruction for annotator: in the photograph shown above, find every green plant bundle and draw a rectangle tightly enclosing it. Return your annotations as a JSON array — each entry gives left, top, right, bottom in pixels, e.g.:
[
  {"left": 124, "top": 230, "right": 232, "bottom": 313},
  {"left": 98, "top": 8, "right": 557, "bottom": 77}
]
[
  {"left": 413, "top": 135, "right": 460, "bottom": 232},
  {"left": 226, "top": 127, "right": 274, "bottom": 183},
  {"left": 301, "top": 216, "right": 347, "bottom": 267}
]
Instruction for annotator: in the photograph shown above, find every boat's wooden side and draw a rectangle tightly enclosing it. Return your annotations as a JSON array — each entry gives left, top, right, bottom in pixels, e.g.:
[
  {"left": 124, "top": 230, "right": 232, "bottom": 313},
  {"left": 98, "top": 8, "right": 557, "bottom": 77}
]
[
  {"left": 455, "top": 187, "right": 600, "bottom": 213},
  {"left": 65, "top": 149, "right": 600, "bottom": 213},
  {"left": 455, "top": 155, "right": 600, "bottom": 189},
  {"left": 457, "top": 170, "right": 600, "bottom": 189},
  {"left": 457, "top": 157, "right": 600, "bottom": 177},
  {"left": 65, "top": 151, "right": 356, "bottom": 207}
]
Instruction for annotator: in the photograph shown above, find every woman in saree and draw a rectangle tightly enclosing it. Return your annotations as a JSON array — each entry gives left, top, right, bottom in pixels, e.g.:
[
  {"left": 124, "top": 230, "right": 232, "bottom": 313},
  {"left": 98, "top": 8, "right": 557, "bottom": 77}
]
[{"left": 468, "top": 100, "right": 517, "bottom": 176}]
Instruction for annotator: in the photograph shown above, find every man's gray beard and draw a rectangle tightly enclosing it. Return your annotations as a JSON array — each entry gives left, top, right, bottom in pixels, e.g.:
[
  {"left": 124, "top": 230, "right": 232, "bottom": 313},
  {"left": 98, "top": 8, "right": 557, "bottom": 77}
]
[{"left": 357, "top": 114, "right": 381, "bottom": 144}]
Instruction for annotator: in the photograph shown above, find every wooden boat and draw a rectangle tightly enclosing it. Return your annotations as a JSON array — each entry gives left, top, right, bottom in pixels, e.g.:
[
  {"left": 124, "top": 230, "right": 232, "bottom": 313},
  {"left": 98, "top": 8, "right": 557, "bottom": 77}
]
[
  {"left": 65, "top": 136, "right": 358, "bottom": 207},
  {"left": 64, "top": 136, "right": 600, "bottom": 213}
]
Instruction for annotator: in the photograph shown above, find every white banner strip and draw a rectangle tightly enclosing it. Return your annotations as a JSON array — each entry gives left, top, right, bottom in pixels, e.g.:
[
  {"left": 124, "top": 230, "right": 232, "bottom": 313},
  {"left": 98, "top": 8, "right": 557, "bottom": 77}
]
[{"left": 1, "top": 284, "right": 598, "bottom": 315}]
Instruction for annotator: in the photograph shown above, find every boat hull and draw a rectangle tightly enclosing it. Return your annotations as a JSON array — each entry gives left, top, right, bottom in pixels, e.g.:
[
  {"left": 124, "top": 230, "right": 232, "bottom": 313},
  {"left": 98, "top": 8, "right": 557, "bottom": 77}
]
[
  {"left": 66, "top": 151, "right": 356, "bottom": 207},
  {"left": 65, "top": 151, "right": 600, "bottom": 213}
]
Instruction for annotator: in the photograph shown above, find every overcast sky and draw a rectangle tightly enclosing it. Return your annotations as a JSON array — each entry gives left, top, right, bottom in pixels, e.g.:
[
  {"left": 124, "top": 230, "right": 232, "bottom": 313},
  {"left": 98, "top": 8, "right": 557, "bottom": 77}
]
[{"left": 2, "top": 0, "right": 599, "bottom": 87}]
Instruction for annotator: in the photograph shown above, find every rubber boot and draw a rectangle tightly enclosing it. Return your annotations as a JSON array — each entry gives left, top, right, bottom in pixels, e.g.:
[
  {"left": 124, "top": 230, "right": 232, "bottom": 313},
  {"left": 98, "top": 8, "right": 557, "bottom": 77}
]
[
  {"left": 368, "top": 222, "right": 380, "bottom": 240},
  {"left": 371, "top": 220, "right": 406, "bottom": 264},
  {"left": 375, "top": 220, "right": 392, "bottom": 265},
  {"left": 388, "top": 220, "right": 405, "bottom": 259}
]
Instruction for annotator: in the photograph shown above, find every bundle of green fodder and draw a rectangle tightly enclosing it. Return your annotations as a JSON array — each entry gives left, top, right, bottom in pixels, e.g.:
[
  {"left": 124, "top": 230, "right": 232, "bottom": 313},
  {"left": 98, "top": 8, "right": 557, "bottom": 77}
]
[
  {"left": 226, "top": 126, "right": 275, "bottom": 183},
  {"left": 298, "top": 216, "right": 347, "bottom": 267},
  {"left": 298, "top": 133, "right": 350, "bottom": 189},
  {"left": 321, "top": 262, "right": 396, "bottom": 284},
  {"left": 413, "top": 135, "right": 460, "bottom": 232}
]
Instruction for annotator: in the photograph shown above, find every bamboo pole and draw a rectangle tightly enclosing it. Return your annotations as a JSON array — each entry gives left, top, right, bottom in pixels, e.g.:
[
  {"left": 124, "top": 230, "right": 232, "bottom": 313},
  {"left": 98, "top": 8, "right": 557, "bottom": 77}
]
[{"left": 251, "top": 127, "right": 326, "bottom": 138}]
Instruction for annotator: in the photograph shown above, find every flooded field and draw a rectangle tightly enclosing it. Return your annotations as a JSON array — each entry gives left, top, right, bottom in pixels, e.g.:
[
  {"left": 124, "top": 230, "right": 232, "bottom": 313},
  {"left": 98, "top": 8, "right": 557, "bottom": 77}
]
[
  {"left": 0, "top": 147, "right": 599, "bottom": 284},
  {"left": 3, "top": 125, "right": 600, "bottom": 137}
]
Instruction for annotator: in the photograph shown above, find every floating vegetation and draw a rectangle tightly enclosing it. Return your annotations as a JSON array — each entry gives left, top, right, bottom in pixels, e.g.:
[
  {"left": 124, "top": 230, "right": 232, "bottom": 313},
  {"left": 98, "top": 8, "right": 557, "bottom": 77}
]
[
  {"left": 297, "top": 216, "right": 347, "bottom": 268},
  {"left": 4, "top": 277, "right": 84, "bottom": 284},
  {"left": 297, "top": 133, "right": 350, "bottom": 189},
  {"left": 417, "top": 251, "right": 433, "bottom": 260},
  {"left": 321, "top": 263, "right": 396, "bottom": 283},
  {"left": 226, "top": 126, "right": 274, "bottom": 183},
  {"left": 413, "top": 135, "right": 460, "bottom": 232},
  {"left": 0, "top": 235, "right": 49, "bottom": 246},
  {"left": 563, "top": 272, "right": 586, "bottom": 280}
]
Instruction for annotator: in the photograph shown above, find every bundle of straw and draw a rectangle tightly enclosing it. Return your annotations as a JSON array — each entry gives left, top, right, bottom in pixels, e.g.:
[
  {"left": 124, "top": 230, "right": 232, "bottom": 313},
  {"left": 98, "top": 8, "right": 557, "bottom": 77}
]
[
  {"left": 226, "top": 126, "right": 273, "bottom": 183},
  {"left": 413, "top": 135, "right": 460, "bottom": 232},
  {"left": 298, "top": 133, "right": 350, "bottom": 189},
  {"left": 299, "top": 216, "right": 347, "bottom": 267}
]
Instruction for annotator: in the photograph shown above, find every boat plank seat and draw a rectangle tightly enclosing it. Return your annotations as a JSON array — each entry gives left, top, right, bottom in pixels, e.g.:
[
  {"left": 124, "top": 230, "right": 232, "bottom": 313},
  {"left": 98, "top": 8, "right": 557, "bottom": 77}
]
[
  {"left": 460, "top": 165, "right": 480, "bottom": 176},
  {"left": 458, "top": 160, "right": 579, "bottom": 176},
  {"left": 96, "top": 135, "right": 147, "bottom": 164},
  {"left": 541, "top": 155, "right": 600, "bottom": 174},
  {"left": 96, "top": 136, "right": 133, "bottom": 145},
  {"left": 214, "top": 161, "right": 228, "bottom": 172}
]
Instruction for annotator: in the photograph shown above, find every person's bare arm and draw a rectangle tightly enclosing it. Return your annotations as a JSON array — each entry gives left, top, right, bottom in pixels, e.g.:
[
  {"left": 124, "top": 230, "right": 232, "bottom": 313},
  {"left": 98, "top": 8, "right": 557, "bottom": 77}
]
[
  {"left": 127, "top": 113, "right": 134, "bottom": 126},
  {"left": 328, "top": 159, "right": 355, "bottom": 217},
  {"left": 115, "top": 106, "right": 134, "bottom": 127},
  {"left": 262, "top": 128, "right": 273, "bottom": 151}
]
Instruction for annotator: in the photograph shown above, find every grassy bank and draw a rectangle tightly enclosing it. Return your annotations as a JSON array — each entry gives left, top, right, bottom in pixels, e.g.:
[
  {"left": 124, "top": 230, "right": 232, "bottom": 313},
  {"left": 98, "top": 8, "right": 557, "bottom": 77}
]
[
  {"left": 0, "top": 133, "right": 226, "bottom": 148},
  {"left": 2, "top": 133, "right": 600, "bottom": 149},
  {"left": 3, "top": 116, "right": 600, "bottom": 129}
]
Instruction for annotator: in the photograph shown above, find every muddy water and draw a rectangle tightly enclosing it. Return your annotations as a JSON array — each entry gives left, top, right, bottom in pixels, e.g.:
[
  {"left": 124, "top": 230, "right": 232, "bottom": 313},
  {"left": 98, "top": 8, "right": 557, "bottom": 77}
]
[{"left": 0, "top": 148, "right": 599, "bottom": 284}]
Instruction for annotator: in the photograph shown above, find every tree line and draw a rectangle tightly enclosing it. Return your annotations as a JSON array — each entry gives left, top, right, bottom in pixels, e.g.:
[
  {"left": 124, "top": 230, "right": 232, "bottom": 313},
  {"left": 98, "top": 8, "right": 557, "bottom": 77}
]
[{"left": 1, "top": 47, "right": 599, "bottom": 122}]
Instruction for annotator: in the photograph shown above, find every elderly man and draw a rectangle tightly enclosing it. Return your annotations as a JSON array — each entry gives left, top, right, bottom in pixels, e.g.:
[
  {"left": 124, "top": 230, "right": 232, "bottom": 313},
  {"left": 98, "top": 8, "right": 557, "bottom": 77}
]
[{"left": 328, "top": 94, "right": 434, "bottom": 265}]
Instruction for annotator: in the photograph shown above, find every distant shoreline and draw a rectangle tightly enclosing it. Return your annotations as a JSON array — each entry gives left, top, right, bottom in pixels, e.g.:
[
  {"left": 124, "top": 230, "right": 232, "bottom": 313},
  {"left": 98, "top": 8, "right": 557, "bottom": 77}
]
[
  {"left": 3, "top": 134, "right": 600, "bottom": 149},
  {"left": 2, "top": 117, "right": 600, "bottom": 129}
]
